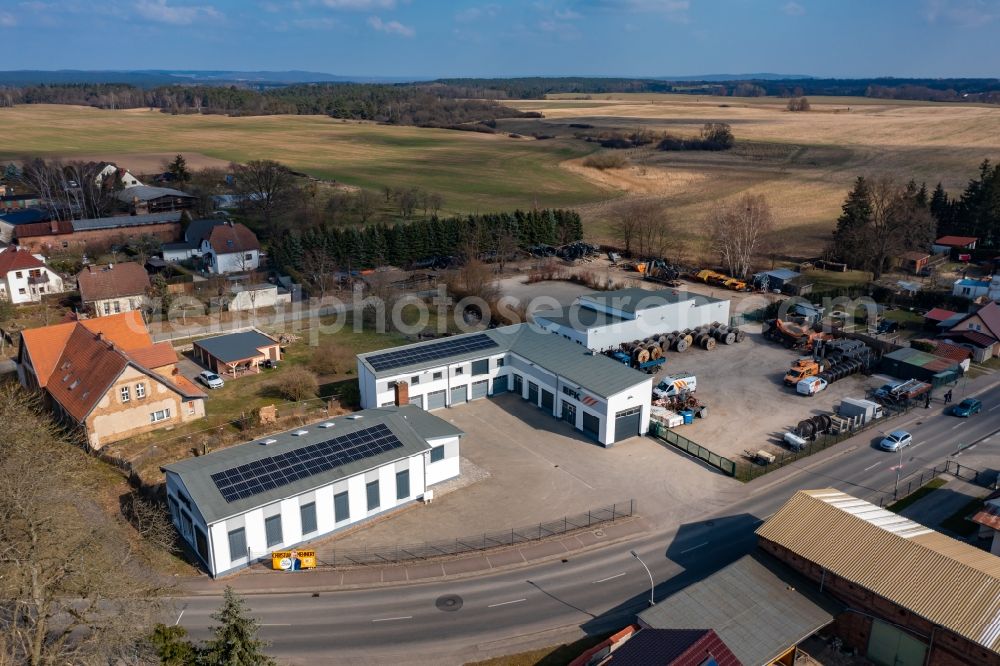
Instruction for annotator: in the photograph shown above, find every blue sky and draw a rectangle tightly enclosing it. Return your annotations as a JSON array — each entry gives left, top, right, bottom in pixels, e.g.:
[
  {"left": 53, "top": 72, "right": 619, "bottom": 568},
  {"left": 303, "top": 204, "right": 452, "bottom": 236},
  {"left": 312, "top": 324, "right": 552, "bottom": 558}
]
[{"left": 3, "top": 0, "right": 1000, "bottom": 78}]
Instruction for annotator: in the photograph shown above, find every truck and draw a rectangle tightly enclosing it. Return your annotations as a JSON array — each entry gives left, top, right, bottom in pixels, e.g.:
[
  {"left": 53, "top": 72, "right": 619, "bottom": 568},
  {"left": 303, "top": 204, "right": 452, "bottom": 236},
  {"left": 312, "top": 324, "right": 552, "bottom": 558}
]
[
  {"left": 874, "top": 379, "right": 931, "bottom": 403},
  {"left": 797, "top": 376, "right": 829, "bottom": 396},
  {"left": 653, "top": 373, "right": 697, "bottom": 399},
  {"left": 839, "top": 397, "right": 885, "bottom": 424},
  {"left": 610, "top": 351, "right": 666, "bottom": 374},
  {"left": 784, "top": 358, "right": 827, "bottom": 386}
]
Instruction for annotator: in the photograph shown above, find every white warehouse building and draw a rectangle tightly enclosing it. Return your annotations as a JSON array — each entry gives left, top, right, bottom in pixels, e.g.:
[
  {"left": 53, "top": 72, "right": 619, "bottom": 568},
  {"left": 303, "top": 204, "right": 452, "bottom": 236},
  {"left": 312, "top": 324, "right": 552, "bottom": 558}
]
[
  {"left": 533, "top": 287, "right": 731, "bottom": 351},
  {"left": 162, "top": 405, "right": 462, "bottom": 577},
  {"left": 356, "top": 323, "right": 653, "bottom": 446}
]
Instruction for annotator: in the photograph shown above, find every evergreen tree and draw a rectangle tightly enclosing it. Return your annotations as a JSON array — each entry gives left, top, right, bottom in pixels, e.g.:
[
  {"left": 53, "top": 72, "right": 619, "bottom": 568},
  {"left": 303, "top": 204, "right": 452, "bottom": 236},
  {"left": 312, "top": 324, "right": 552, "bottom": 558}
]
[
  {"left": 201, "top": 587, "right": 276, "bottom": 666},
  {"left": 167, "top": 154, "right": 191, "bottom": 184},
  {"left": 929, "top": 182, "right": 951, "bottom": 233},
  {"left": 149, "top": 623, "right": 200, "bottom": 666},
  {"left": 831, "top": 176, "right": 872, "bottom": 266}
]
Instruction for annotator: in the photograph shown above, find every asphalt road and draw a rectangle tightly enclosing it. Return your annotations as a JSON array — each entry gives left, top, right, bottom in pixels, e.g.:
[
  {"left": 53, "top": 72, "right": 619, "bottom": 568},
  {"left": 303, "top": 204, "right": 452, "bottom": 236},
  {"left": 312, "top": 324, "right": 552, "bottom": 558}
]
[{"left": 172, "top": 379, "right": 1000, "bottom": 665}]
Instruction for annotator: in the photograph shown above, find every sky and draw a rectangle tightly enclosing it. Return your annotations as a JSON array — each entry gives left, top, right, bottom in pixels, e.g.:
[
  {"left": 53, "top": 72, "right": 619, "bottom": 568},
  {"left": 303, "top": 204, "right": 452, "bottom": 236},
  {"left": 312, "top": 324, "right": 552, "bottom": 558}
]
[{"left": 1, "top": 0, "right": 999, "bottom": 78}]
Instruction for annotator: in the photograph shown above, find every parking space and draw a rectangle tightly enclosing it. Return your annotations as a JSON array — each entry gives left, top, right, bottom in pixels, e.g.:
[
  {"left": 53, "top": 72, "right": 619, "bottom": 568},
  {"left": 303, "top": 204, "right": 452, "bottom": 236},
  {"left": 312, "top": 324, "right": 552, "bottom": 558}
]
[
  {"left": 651, "top": 328, "right": 884, "bottom": 459},
  {"left": 322, "top": 394, "right": 741, "bottom": 549}
]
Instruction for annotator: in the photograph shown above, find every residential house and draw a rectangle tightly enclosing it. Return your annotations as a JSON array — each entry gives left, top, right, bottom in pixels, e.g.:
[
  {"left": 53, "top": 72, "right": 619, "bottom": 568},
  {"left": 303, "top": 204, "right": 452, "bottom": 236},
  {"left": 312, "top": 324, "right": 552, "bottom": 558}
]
[
  {"left": 970, "top": 491, "right": 1000, "bottom": 556},
  {"left": 193, "top": 330, "right": 281, "bottom": 377},
  {"left": 13, "top": 211, "right": 183, "bottom": 254},
  {"left": 899, "top": 251, "right": 931, "bottom": 274},
  {"left": 163, "top": 219, "right": 260, "bottom": 274},
  {"left": 118, "top": 185, "right": 196, "bottom": 214},
  {"left": 0, "top": 246, "right": 65, "bottom": 304},
  {"left": 952, "top": 277, "right": 991, "bottom": 300},
  {"left": 943, "top": 300, "right": 1000, "bottom": 358},
  {"left": 932, "top": 235, "right": 978, "bottom": 253},
  {"left": 16, "top": 311, "right": 206, "bottom": 449},
  {"left": 96, "top": 163, "right": 143, "bottom": 189},
  {"left": 77, "top": 262, "right": 151, "bottom": 317}
]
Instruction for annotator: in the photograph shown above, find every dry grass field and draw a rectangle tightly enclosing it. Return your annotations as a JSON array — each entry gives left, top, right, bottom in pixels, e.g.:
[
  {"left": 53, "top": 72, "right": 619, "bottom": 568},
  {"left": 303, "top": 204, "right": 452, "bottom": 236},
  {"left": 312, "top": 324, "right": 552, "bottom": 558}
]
[{"left": 1, "top": 98, "right": 998, "bottom": 257}]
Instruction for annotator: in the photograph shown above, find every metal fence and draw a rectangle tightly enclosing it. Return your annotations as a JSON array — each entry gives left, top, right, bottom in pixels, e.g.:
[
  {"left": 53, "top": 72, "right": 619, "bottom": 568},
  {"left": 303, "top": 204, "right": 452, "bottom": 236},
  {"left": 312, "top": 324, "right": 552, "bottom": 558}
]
[
  {"left": 314, "top": 500, "right": 636, "bottom": 568},
  {"left": 870, "top": 460, "right": 996, "bottom": 507},
  {"left": 651, "top": 424, "right": 736, "bottom": 476}
]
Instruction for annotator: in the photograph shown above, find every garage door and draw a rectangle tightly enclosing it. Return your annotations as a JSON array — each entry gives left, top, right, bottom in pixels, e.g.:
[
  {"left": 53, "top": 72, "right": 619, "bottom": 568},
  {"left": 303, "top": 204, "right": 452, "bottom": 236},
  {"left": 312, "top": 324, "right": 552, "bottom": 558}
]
[
  {"left": 492, "top": 375, "right": 508, "bottom": 394},
  {"left": 450, "top": 385, "right": 467, "bottom": 405},
  {"left": 541, "top": 389, "right": 554, "bottom": 412},
  {"left": 613, "top": 407, "right": 641, "bottom": 442},
  {"left": 527, "top": 381, "right": 539, "bottom": 404},
  {"left": 471, "top": 380, "right": 489, "bottom": 400},
  {"left": 426, "top": 390, "right": 446, "bottom": 411},
  {"left": 410, "top": 394, "right": 423, "bottom": 410},
  {"left": 582, "top": 412, "right": 600, "bottom": 439}
]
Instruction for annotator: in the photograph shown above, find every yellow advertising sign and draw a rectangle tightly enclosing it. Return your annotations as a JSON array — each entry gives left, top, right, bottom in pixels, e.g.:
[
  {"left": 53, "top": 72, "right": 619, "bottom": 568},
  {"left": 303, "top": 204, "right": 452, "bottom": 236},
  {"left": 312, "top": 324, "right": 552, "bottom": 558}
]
[{"left": 271, "top": 549, "right": 317, "bottom": 571}]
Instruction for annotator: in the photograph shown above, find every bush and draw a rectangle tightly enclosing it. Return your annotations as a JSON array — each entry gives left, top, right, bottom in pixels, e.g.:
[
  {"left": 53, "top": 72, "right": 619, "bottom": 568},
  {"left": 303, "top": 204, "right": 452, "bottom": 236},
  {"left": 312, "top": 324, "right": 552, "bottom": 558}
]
[
  {"left": 273, "top": 367, "right": 319, "bottom": 402},
  {"left": 308, "top": 339, "right": 356, "bottom": 377},
  {"left": 582, "top": 152, "right": 628, "bottom": 170}
]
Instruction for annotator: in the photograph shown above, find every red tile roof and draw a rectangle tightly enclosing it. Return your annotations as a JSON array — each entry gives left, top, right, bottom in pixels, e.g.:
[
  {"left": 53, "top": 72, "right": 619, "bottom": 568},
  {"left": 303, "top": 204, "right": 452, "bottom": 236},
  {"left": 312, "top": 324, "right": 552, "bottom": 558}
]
[
  {"left": 604, "top": 629, "right": 742, "bottom": 666},
  {"left": 126, "top": 341, "right": 178, "bottom": 371},
  {"left": 933, "top": 341, "right": 973, "bottom": 363},
  {"left": 943, "top": 330, "right": 999, "bottom": 348},
  {"left": 0, "top": 246, "right": 45, "bottom": 274},
  {"left": 77, "top": 262, "right": 151, "bottom": 302},
  {"left": 924, "top": 308, "right": 957, "bottom": 322},
  {"left": 936, "top": 235, "right": 978, "bottom": 246},
  {"left": 207, "top": 221, "right": 259, "bottom": 254},
  {"left": 47, "top": 325, "right": 131, "bottom": 421}
]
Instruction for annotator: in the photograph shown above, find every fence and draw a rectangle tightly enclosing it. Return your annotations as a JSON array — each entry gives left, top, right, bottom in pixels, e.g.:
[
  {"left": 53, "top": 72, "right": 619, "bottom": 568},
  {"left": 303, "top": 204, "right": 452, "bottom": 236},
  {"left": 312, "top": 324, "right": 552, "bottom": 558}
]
[
  {"left": 650, "top": 424, "right": 736, "bottom": 476},
  {"left": 871, "top": 460, "right": 996, "bottom": 508},
  {"left": 313, "top": 500, "right": 636, "bottom": 568}
]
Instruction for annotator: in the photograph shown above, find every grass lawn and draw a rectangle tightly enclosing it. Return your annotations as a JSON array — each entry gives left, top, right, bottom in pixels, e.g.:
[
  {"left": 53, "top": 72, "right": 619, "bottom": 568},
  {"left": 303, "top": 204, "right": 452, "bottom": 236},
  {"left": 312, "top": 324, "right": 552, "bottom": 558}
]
[
  {"left": 886, "top": 477, "right": 947, "bottom": 513},
  {"left": 465, "top": 632, "right": 614, "bottom": 666}
]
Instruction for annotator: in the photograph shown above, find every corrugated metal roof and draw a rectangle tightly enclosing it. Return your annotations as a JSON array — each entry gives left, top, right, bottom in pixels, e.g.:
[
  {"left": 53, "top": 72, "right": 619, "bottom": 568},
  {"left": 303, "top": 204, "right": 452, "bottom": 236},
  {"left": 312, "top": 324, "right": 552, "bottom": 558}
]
[
  {"left": 757, "top": 489, "right": 1000, "bottom": 654},
  {"left": 71, "top": 211, "right": 182, "bottom": 231},
  {"left": 580, "top": 287, "right": 723, "bottom": 314},
  {"left": 532, "top": 304, "right": 628, "bottom": 330}
]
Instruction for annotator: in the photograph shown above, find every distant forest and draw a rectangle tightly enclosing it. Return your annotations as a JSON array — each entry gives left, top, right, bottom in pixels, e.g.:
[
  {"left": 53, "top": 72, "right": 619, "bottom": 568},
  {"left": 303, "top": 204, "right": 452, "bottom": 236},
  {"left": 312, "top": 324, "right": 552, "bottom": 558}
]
[{"left": 2, "top": 77, "right": 1000, "bottom": 126}]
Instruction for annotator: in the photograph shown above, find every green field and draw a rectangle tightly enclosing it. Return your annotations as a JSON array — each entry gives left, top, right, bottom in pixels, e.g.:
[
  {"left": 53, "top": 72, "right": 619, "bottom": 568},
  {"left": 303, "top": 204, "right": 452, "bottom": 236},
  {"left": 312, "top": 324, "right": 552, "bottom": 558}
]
[{"left": 0, "top": 105, "right": 609, "bottom": 214}]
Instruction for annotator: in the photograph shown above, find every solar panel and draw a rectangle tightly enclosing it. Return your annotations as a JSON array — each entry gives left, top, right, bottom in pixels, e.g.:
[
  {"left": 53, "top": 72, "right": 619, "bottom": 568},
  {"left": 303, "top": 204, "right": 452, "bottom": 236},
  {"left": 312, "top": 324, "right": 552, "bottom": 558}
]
[
  {"left": 365, "top": 333, "right": 499, "bottom": 372},
  {"left": 210, "top": 423, "right": 404, "bottom": 503}
]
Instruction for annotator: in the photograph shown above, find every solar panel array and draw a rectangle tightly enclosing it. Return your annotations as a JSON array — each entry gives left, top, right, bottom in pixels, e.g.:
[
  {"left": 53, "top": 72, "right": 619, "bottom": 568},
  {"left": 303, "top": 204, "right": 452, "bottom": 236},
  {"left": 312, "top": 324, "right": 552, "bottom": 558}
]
[
  {"left": 210, "top": 423, "right": 404, "bottom": 503},
  {"left": 365, "top": 332, "right": 499, "bottom": 372}
]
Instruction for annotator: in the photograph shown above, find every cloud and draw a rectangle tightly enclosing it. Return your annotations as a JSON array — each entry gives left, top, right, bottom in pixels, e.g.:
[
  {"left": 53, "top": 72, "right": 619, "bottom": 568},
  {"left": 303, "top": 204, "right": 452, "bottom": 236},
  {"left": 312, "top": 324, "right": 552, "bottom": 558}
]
[
  {"left": 782, "top": 1, "right": 804, "bottom": 15},
  {"left": 367, "top": 15, "right": 414, "bottom": 36},
  {"left": 924, "top": 0, "right": 1000, "bottom": 26},
  {"left": 455, "top": 4, "right": 500, "bottom": 22},
  {"left": 323, "top": 0, "right": 396, "bottom": 8},
  {"left": 0, "top": 11, "right": 16, "bottom": 26},
  {"left": 134, "top": 0, "right": 222, "bottom": 25},
  {"left": 584, "top": 0, "right": 689, "bottom": 11},
  {"left": 292, "top": 16, "right": 339, "bottom": 29}
]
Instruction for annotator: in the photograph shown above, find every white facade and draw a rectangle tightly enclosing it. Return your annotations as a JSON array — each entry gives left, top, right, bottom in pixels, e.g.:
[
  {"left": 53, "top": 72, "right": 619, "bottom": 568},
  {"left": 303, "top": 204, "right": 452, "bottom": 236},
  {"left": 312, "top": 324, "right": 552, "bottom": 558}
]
[
  {"left": 91, "top": 294, "right": 149, "bottom": 317},
  {"left": 97, "top": 164, "right": 143, "bottom": 188},
  {"left": 952, "top": 279, "right": 993, "bottom": 300},
  {"left": 204, "top": 242, "right": 260, "bottom": 275},
  {"left": 0, "top": 261, "right": 64, "bottom": 304},
  {"left": 227, "top": 284, "right": 290, "bottom": 311},
  {"left": 164, "top": 424, "right": 461, "bottom": 578}
]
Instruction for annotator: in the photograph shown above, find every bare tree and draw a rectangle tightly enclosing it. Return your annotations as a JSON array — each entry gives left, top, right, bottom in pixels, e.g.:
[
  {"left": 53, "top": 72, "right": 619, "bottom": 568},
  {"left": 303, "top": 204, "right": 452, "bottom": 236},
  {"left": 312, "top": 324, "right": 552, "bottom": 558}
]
[
  {"left": 787, "top": 96, "right": 811, "bottom": 112},
  {"left": 393, "top": 188, "right": 419, "bottom": 219},
  {"left": 300, "top": 247, "right": 338, "bottom": 298},
  {"left": 709, "top": 193, "right": 775, "bottom": 278},
  {"left": 614, "top": 199, "right": 663, "bottom": 257},
  {"left": 493, "top": 225, "right": 520, "bottom": 273},
  {"left": 231, "top": 160, "right": 298, "bottom": 227},
  {"left": 18, "top": 158, "right": 121, "bottom": 220},
  {"left": 862, "top": 177, "right": 936, "bottom": 280},
  {"left": 428, "top": 192, "right": 444, "bottom": 216},
  {"left": 355, "top": 189, "right": 379, "bottom": 224}
]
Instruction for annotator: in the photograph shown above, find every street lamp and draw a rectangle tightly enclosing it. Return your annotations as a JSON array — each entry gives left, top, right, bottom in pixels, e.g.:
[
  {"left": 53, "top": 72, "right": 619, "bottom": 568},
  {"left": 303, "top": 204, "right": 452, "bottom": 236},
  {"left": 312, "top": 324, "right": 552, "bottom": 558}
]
[{"left": 630, "top": 550, "right": 655, "bottom": 606}]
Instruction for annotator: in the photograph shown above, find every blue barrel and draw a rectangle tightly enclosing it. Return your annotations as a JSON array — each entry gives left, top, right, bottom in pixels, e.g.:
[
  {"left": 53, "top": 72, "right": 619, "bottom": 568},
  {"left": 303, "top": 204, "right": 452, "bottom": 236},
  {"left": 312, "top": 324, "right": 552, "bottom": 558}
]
[{"left": 681, "top": 410, "right": 694, "bottom": 424}]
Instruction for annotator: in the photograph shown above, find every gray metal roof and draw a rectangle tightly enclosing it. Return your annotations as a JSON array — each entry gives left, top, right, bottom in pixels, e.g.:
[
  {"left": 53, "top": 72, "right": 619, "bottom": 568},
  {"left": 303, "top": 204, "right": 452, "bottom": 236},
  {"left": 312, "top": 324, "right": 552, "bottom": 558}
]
[
  {"left": 193, "top": 330, "right": 279, "bottom": 364},
  {"left": 532, "top": 304, "right": 628, "bottom": 330},
  {"left": 117, "top": 185, "right": 194, "bottom": 203},
  {"left": 72, "top": 211, "right": 182, "bottom": 231},
  {"left": 358, "top": 323, "right": 651, "bottom": 398},
  {"left": 579, "top": 287, "right": 724, "bottom": 314},
  {"left": 756, "top": 268, "right": 801, "bottom": 281},
  {"left": 162, "top": 405, "right": 463, "bottom": 524},
  {"left": 638, "top": 553, "right": 840, "bottom": 666}
]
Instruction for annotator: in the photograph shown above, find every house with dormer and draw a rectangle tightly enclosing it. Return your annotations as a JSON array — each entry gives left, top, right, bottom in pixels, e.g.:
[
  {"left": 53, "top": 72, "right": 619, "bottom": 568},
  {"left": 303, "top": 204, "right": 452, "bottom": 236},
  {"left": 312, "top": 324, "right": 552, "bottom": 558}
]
[{"left": 162, "top": 219, "right": 260, "bottom": 274}]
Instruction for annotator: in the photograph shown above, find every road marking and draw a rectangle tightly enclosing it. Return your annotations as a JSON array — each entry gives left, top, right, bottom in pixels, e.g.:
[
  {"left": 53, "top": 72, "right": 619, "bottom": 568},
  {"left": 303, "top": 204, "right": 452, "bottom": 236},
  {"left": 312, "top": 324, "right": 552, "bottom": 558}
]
[
  {"left": 592, "top": 572, "right": 627, "bottom": 584},
  {"left": 864, "top": 461, "right": 882, "bottom": 471},
  {"left": 174, "top": 609, "right": 185, "bottom": 626},
  {"left": 680, "top": 542, "right": 708, "bottom": 554},
  {"left": 371, "top": 616, "right": 412, "bottom": 622},
  {"left": 991, "top": 405, "right": 1000, "bottom": 412},
  {"left": 488, "top": 598, "right": 527, "bottom": 608},
  {"left": 951, "top": 424, "right": 964, "bottom": 430},
  {"left": 260, "top": 623, "right": 291, "bottom": 627}
]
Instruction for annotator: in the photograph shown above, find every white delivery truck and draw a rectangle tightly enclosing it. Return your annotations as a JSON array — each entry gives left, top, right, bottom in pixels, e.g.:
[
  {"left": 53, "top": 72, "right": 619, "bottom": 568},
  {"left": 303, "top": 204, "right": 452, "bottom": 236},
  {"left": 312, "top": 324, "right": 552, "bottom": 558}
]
[
  {"left": 653, "top": 373, "right": 697, "bottom": 399},
  {"left": 839, "top": 397, "right": 885, "bottom": 424},
  {"left": 796, "top": 376, "right": 829, "bottom": 396}
]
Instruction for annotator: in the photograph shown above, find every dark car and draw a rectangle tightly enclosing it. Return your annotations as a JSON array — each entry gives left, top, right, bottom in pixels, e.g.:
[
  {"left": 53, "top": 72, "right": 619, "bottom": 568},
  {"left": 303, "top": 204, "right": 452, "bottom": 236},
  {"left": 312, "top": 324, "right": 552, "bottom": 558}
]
[
  {"left": 877, "top": 320, "right": 900, "bottom": 334},
  {"left": 949, "top": 398, "right": 983, "bottom": 417}
]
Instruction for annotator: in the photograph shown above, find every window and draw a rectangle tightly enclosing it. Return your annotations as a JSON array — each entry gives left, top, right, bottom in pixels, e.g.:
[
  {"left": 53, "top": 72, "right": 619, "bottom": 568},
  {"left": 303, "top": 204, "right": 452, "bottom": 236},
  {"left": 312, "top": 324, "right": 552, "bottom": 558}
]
[
  {"left": 396, "top": 469, "right": 410, "bottom": 500},
  {"left": 471, "top": 359, "right": 489, "bottom": 375},
  {"left": 18, "top": 288, "right": 25, "bottom": 295},
  {"left": 28, "top": 269, "right": 40, "bottom": 278},
  {"left": 410, "top": 375, "right": 420, "bottom": 385},
  {"left": 135, "top": 383, "right": 146, "bottom": 399},
  {"left": 366, "top": 480, "right": 380, "bottom": 511},
  {"left": 113, "top": 301, "right": 121, "bottom": 313},
  {"left": 228, "top": 528, "right": 247, "bottom": 562},
  {"left": 496, "top": 358, "right": 505, "bottom": 367},
  {"left": 264, "top": 515, "right": 283, "bottom": 547},
  {"left": 334, "top": 491, "right": 350, "bottom": 523},
  {"left": 432, "top": 371, "right": 443, "bottom": 381},
  {"left": 454, "top": 367, "right": 464, "bottom": 376},
  {"left": 103, "top": 302, "right": 110, "bottom": 315},
  {"left": 177, "top": 492, "right": 191, "bottom": 510},
  {"left": 244, "top": 253, "right": 253, "bottom": 260},
  {"left": 14, "top": 271, "right": 21, "bottom": 279},
  {"left": 150, "top": 408, "right": 171, "bottom": 423},
  {"left": 300, "top": 502, "right": 317, "bottom": 535},
  {"left": 120, "top": 386, "right": 130, "bottom": 403},
  {"left": 430, "top": 445, "right": 445, "bottom": 463}
]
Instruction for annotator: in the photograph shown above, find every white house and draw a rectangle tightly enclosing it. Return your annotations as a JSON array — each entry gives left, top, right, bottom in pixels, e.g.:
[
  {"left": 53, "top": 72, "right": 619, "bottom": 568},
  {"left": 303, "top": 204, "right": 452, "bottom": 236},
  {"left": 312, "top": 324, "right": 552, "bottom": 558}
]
[
  {"left": 356, "top": 323, "right": 654, "bottom": 446},
  {"left": 162, "top": 219, "right": 260, "bottom": 275},
  {"left": 96, "top": 163, "right": 143, "bottom": 188},
  {"left": 0, "top": 246, "right": 65, "bottom": 304},
  {"left": 533, "top": 287, "right": 731, "bottom": 351},
  {"left": 162, "top": 405, "right": 462, "bottom": 577},
  {"left": 952, "top": 278, "right": 993, "bottom": 301}
]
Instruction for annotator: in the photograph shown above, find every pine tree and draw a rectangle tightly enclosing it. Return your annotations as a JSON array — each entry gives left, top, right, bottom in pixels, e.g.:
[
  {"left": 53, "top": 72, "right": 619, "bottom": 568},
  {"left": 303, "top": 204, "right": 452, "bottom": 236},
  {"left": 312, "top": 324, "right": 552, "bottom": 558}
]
[
  {"left": 200, "top": 587, "right": 276, "bottom": 666},
  {"left": 167, "top": 154, "right": 191, "bottom": 184},
  {"left": 930, "top": 182, "right": 951, "bottom": 234},
  {"left": 149, "top": 623, "right": 200, "bottom": 666},
  {"left": 831, "top": 176, "right": 872, "bottom": 267}
]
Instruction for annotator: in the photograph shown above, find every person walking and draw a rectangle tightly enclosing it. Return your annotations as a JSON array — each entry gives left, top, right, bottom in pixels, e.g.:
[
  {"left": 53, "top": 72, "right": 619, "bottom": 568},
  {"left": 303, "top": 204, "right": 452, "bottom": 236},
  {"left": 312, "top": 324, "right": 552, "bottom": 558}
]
[{"left": 945, "top": 389, "right": 953, "bottom": 404}]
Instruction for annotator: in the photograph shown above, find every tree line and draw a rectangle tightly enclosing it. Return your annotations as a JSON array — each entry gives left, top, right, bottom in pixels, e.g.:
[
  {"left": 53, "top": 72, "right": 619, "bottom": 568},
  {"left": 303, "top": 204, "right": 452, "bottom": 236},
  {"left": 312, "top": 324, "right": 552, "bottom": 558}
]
[{"left": 928, "top": 160, "right": 1000, "bottom": 247}]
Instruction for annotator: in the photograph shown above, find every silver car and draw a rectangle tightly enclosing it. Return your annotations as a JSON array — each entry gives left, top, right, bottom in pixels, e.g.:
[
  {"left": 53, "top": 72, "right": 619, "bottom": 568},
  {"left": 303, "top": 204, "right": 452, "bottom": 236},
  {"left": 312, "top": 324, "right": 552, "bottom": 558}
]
[
  {"left": 198, "top": 371, "right": 225, "bottom": 389},
  {"left": 879, "top": 430, "right": 912, "bottom": 452}
]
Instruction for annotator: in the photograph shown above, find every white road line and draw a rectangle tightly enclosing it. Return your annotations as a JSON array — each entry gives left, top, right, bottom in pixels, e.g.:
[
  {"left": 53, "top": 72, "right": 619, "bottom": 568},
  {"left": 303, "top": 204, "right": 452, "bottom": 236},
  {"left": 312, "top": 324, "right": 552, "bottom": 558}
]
[
  {"left": 991, "top": 405, "right": 1000, "bottom": 412},
  {"left": 487, "top": 598, "right": 527, "bottom": 608},
  {"left": 174, "top": 609, "right": 185, "bottom": 626},
  {"left": 371, "top": 616, "right": 412, "bottom": 622},
  {"left": 680, "top": 541, "right": 709, "bottom": 554},
  {"left": 951, "top": 424, "right": 964, "bottom": 430},
  {"left": 864, "top": 461, "right": 882, "bottom": 471},
  {"left": 260, "top": 623, "right": 292, "bottom": 627},
  {"left": 592, "top": 572, "right": 627, "bottom": 584}
]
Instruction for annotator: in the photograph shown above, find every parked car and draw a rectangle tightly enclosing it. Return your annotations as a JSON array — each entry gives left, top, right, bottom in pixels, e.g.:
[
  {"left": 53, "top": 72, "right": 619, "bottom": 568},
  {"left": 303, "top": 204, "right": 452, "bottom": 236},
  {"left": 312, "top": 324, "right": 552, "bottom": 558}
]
[
  {"left": 879, "top": 430, "right": 913, "bottom": 452},
  {"left": 877, "top": 320, "right": 900, "bottom": 334},
  {"left": 949, "top": 398, "right": 982, "bottom": 417},
  {"left": 198, "top": 371, "right": 225, "bottom": 389}
]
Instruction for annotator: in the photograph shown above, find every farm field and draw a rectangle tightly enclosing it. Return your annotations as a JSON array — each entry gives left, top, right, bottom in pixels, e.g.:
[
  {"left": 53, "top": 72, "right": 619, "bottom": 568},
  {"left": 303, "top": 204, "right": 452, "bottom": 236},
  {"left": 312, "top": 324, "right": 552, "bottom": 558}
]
[{"left": 0, "top": 104, "right": 608, "bottom": 214}]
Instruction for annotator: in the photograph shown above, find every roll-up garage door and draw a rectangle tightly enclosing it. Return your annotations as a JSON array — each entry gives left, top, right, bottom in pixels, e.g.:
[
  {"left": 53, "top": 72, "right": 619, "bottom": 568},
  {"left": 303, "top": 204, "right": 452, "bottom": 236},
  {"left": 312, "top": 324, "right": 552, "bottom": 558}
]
[
  {"left": 426, "top": 390, "right": 446, "bottom": 410},
  {"left": 471, "top": 379, "right": 489, "bottom": 400},
  {"left": 541, "top": 389, "right": 554, "bottom": 412},
  {"left": 492, "top": 375, "right": 508, "bottom": 394},
  {"left": 527, "top": 381, "right": 539, "bottom": 404},
  {"left": 410, "top": 394, "right": 424, "bottom": 410},
  {"left": 582, "top": 412, "right": 600, "bottom": 439},
  {"left": 613, "top": 407, "right": 641, "bottom": 442},
  {"left": 450, "top": 385, "right": 467, "bottom": 405}
]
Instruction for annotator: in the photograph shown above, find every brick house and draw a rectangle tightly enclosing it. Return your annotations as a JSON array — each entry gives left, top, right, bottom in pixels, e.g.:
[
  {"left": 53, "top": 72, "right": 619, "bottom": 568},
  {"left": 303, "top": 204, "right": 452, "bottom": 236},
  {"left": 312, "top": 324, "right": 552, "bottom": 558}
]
[
  {"left": 13, "top": 212, "right": 183, "bottom": 254},
  {"left": 16, "top": 311, "right": 206, "bottom": 449},
  {"left": 757, "top": 489, "right": 1000, "bottom": 666},
  {"left": 0, "top": 246, "right": 65, "bottom": 304},
  {"left": 77, "top": 262, "right": 151, "bottom": 317}
]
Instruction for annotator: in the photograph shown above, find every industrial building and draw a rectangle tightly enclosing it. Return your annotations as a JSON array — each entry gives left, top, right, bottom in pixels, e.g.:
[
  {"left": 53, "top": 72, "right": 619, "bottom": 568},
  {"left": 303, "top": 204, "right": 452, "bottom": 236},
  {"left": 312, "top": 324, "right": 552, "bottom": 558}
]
[
  {"left": 532, "top": 287, "right": 731, "bottom": 351},
  {"left": 356, "top": 323, "right": 653, "bottom": 446},
  {"left": 879, "top": 347, "right": 963, "bottom": 386},
  {"left": 162, "top": 405, "right": 463, "bottom": 577}
]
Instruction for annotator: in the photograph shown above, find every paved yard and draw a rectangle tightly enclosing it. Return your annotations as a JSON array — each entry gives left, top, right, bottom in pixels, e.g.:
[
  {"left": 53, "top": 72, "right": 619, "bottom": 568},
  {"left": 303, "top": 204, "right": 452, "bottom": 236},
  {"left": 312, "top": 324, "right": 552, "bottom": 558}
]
[{"left": 322, "top": 394, "right": 742, "bottom": 550}]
